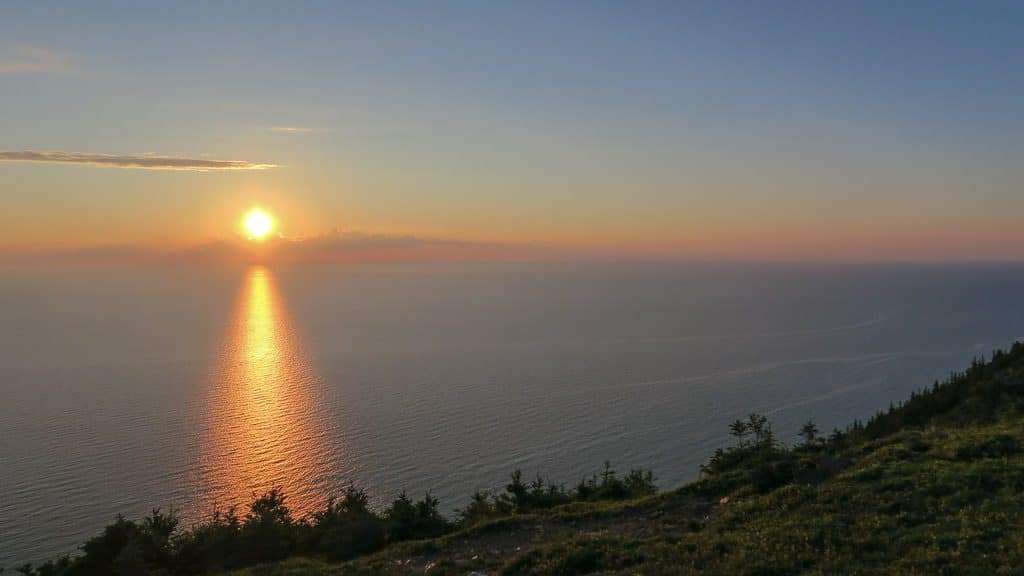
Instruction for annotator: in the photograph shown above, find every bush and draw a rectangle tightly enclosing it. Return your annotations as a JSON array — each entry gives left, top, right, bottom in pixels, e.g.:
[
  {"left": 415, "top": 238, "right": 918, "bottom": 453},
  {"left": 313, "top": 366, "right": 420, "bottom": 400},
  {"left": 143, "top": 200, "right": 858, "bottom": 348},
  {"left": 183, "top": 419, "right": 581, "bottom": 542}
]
[
  {"left": 48, "top": 509, "right": 181, "bottom": 576},
  {"left": 384, "top": 492, "right": 450, "bottom": 541},
  {"left": 506, "top": 470, "right": 574, "bottom": 512},
  {"left": 575, "top": 462, "right": 656, "bottom": 502},
  {"left": 306, "top": 488, "right": 386, "bottom": 561},
  {"left": 955, "top": 434, "right": 1022, "bottom": 461},
  {"left": 456, "top": 491, "right": 507, "bottom": 528},
  {"left": 173, "top": 508, "right": 241, "bottom": 574},
  {"left": 237, "top": 489, "right": 294, "bottom": 565}
]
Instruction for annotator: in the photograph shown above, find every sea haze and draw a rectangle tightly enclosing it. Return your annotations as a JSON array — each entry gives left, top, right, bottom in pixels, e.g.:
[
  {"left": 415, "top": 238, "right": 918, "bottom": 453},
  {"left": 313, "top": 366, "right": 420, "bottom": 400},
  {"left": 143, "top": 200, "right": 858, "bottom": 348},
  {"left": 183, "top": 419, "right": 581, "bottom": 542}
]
[{"left": 2, "top": 261, "right": 1023, "bottom": 566}]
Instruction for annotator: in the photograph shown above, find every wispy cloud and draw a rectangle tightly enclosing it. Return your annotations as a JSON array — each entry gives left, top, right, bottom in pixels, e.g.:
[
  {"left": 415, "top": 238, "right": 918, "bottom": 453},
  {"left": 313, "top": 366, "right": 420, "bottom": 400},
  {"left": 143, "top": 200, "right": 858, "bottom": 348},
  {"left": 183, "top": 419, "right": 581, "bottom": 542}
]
[
  {"left": 0, "top": 150, "right": 277, "bottom": 171},
  {"left": 0, "top": 46, "right": 70, "bottom": 74},
  {"left": 270, "top": 126, "right": 316, "bottom": 134}
]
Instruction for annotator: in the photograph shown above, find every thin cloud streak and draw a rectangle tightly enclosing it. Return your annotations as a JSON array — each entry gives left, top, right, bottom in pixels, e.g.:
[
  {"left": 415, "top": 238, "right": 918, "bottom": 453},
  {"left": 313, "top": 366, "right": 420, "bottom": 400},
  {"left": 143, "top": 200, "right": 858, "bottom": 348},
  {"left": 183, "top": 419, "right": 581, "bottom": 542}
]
[
  {"left": 0, "top": 47, "right": 70, "bottom": 74},
  {"left": 0, "top": 150, "right": 277, "bottom": 171},
  {"left": 270, "top": 126, "right": 315, "bottom": 133}
]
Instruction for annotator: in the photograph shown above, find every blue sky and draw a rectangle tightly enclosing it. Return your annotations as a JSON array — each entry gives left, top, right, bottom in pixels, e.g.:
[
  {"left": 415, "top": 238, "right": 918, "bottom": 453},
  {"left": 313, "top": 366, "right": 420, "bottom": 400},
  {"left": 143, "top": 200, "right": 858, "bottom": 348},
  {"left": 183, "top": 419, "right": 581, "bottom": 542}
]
[{"left": 2, "top": 1, "right": 1023, "bottom": 259}]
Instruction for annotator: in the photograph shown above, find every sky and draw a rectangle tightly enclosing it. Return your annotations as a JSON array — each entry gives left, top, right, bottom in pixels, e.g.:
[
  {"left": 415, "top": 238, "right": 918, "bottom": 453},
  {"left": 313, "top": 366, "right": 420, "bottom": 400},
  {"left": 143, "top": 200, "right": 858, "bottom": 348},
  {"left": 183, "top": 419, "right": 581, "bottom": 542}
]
[{"left": 1, "top": 1, "right": 1023, "bottom": 262}]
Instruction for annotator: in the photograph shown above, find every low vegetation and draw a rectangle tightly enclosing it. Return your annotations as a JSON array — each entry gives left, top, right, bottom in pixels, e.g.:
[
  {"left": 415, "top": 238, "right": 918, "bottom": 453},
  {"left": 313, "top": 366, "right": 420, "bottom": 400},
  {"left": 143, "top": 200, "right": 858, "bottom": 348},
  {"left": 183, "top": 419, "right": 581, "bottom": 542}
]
[
  {"left": 12, "top": 341, "right": 1024, "bottom": 575},
  {"left": 9, "top": 464, "right": 655, "bottom": 575}
]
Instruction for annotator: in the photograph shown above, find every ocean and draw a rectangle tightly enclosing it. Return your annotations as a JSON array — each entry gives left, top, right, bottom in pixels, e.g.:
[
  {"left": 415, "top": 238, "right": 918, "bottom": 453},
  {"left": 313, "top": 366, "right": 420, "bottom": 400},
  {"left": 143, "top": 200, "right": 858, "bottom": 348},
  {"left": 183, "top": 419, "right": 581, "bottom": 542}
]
[{"left": 2, "top": 261, "right": 1023, "bottom": 565}]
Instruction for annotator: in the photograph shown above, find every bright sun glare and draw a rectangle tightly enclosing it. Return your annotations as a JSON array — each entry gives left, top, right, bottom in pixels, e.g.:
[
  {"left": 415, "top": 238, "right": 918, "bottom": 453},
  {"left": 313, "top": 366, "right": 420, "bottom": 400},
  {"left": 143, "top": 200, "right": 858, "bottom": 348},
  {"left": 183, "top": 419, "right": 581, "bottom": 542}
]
[{"left": 244, "top": 209, "right": 274, "bottom": 240}]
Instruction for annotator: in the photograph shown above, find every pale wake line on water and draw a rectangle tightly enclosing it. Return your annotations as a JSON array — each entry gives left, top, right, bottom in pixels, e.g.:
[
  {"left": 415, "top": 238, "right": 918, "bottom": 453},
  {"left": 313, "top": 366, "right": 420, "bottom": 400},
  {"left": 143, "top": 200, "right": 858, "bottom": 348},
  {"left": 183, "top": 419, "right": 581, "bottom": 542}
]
[
  {"left": 557, "top": 341, "right": 1008, "bottom": 402},
  {"left": 614, "top": 315, "right": 890, "bottom": 345},
  {"left": 610, "top": 350, "right": 925, "bottom": 393},
  {"left": 762, "top": 359, "right": 895, "bottom": 417}
]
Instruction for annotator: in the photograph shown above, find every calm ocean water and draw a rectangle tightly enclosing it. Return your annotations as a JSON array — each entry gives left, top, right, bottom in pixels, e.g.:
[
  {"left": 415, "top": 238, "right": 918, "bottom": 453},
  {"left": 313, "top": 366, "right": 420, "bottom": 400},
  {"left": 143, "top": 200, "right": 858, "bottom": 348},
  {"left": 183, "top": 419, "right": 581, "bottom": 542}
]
[{"left": 2, "top": 261, "right": 1023, "bottom": 566}]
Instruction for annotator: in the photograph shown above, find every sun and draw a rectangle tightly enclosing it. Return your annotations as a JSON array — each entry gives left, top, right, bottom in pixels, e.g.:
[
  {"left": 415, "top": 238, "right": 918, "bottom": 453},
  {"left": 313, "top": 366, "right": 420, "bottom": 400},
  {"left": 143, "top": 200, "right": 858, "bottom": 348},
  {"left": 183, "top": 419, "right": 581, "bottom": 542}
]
[{"left": 244, "top": 208, "right": 274, "bottom": 240}]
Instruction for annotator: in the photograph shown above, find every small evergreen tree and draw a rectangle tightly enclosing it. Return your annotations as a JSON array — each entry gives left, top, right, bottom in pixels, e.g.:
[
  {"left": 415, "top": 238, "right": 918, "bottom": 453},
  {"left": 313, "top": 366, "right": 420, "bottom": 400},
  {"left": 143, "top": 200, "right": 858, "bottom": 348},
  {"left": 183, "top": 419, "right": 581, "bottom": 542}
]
[
  {"left": 747, "top": 413, "right": 770, "bottom": 445},
  {"left": 800, "top": 419, "right": 819, "bottom": 445},
  {"left": 729, "top": 419, "right": 749, "bottom": 446}
]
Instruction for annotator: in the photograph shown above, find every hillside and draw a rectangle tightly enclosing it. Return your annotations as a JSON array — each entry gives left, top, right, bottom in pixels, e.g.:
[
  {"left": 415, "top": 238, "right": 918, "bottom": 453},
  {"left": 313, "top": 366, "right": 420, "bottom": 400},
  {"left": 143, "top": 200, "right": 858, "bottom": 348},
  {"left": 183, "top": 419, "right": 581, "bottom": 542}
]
[
  {"left": 16, "top": 342, "right": 1024, "bottom": 575},
  {"left": 231, "top": 422, "right": 1024, "bottom": 575}
]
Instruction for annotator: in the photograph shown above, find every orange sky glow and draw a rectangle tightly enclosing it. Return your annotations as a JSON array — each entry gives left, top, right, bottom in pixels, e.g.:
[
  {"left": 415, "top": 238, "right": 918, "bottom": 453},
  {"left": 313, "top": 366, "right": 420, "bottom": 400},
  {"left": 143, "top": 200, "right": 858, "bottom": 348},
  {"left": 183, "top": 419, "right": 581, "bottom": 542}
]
[{"left": 4, "top": 2, "right": 1024, "bottom": 264}]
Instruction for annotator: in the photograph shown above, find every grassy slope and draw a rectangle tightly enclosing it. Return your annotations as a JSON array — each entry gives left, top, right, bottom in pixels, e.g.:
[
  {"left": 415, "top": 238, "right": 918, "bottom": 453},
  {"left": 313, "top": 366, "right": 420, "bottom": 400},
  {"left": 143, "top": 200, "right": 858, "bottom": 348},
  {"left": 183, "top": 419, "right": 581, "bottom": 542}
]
[{"left": 229, "top": 347, "right": 1024, "bottom": 575}]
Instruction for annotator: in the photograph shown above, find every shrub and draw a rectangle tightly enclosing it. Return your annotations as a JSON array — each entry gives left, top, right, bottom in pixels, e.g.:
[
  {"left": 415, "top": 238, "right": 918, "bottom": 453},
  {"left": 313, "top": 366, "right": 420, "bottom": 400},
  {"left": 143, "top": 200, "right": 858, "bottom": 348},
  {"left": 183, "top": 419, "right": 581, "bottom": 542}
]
[
  {"left": 384, "top": 492, "right": 450, "bottom": 541},
  {"left": 576, "top": 462, "right": 656, "bottom": 502},
  {"left": 955, "top": 434, "right": 1022, "bottom": 461},
  {"left": 173, "top": 508, "right": 241, "bottom": 573},
  {"left": 237, "top": 489, "right": 294, "bottom": 565},
  {"left": 456, "top": 491, "right": 505, "bottom": 528},
  {"left": 306, "top": 488, "right": 386, "bottom": 561}
]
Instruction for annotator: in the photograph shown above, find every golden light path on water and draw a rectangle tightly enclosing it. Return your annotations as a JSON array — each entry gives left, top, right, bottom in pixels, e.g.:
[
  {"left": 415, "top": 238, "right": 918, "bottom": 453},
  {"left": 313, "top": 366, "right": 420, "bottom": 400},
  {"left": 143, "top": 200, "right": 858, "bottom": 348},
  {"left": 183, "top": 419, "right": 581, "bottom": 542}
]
[{"left": 195, "top": 265, "right": 338, "bottom": 517}]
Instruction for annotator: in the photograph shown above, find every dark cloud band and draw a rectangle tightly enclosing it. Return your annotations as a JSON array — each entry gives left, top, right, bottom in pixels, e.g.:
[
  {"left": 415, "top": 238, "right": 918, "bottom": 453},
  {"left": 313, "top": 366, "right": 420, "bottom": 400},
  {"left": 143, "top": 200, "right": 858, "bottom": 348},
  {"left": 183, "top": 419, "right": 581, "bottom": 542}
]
[{"left": 0, "top": 150, "right": 276, "bottom": 171}]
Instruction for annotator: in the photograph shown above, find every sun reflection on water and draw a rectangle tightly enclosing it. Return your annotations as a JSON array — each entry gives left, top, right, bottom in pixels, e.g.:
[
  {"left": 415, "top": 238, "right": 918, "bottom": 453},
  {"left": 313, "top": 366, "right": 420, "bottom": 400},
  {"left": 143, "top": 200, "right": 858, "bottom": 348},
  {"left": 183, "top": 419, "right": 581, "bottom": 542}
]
[{"left": 196, "top": 265, "right": 335, "bottom": 517}]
